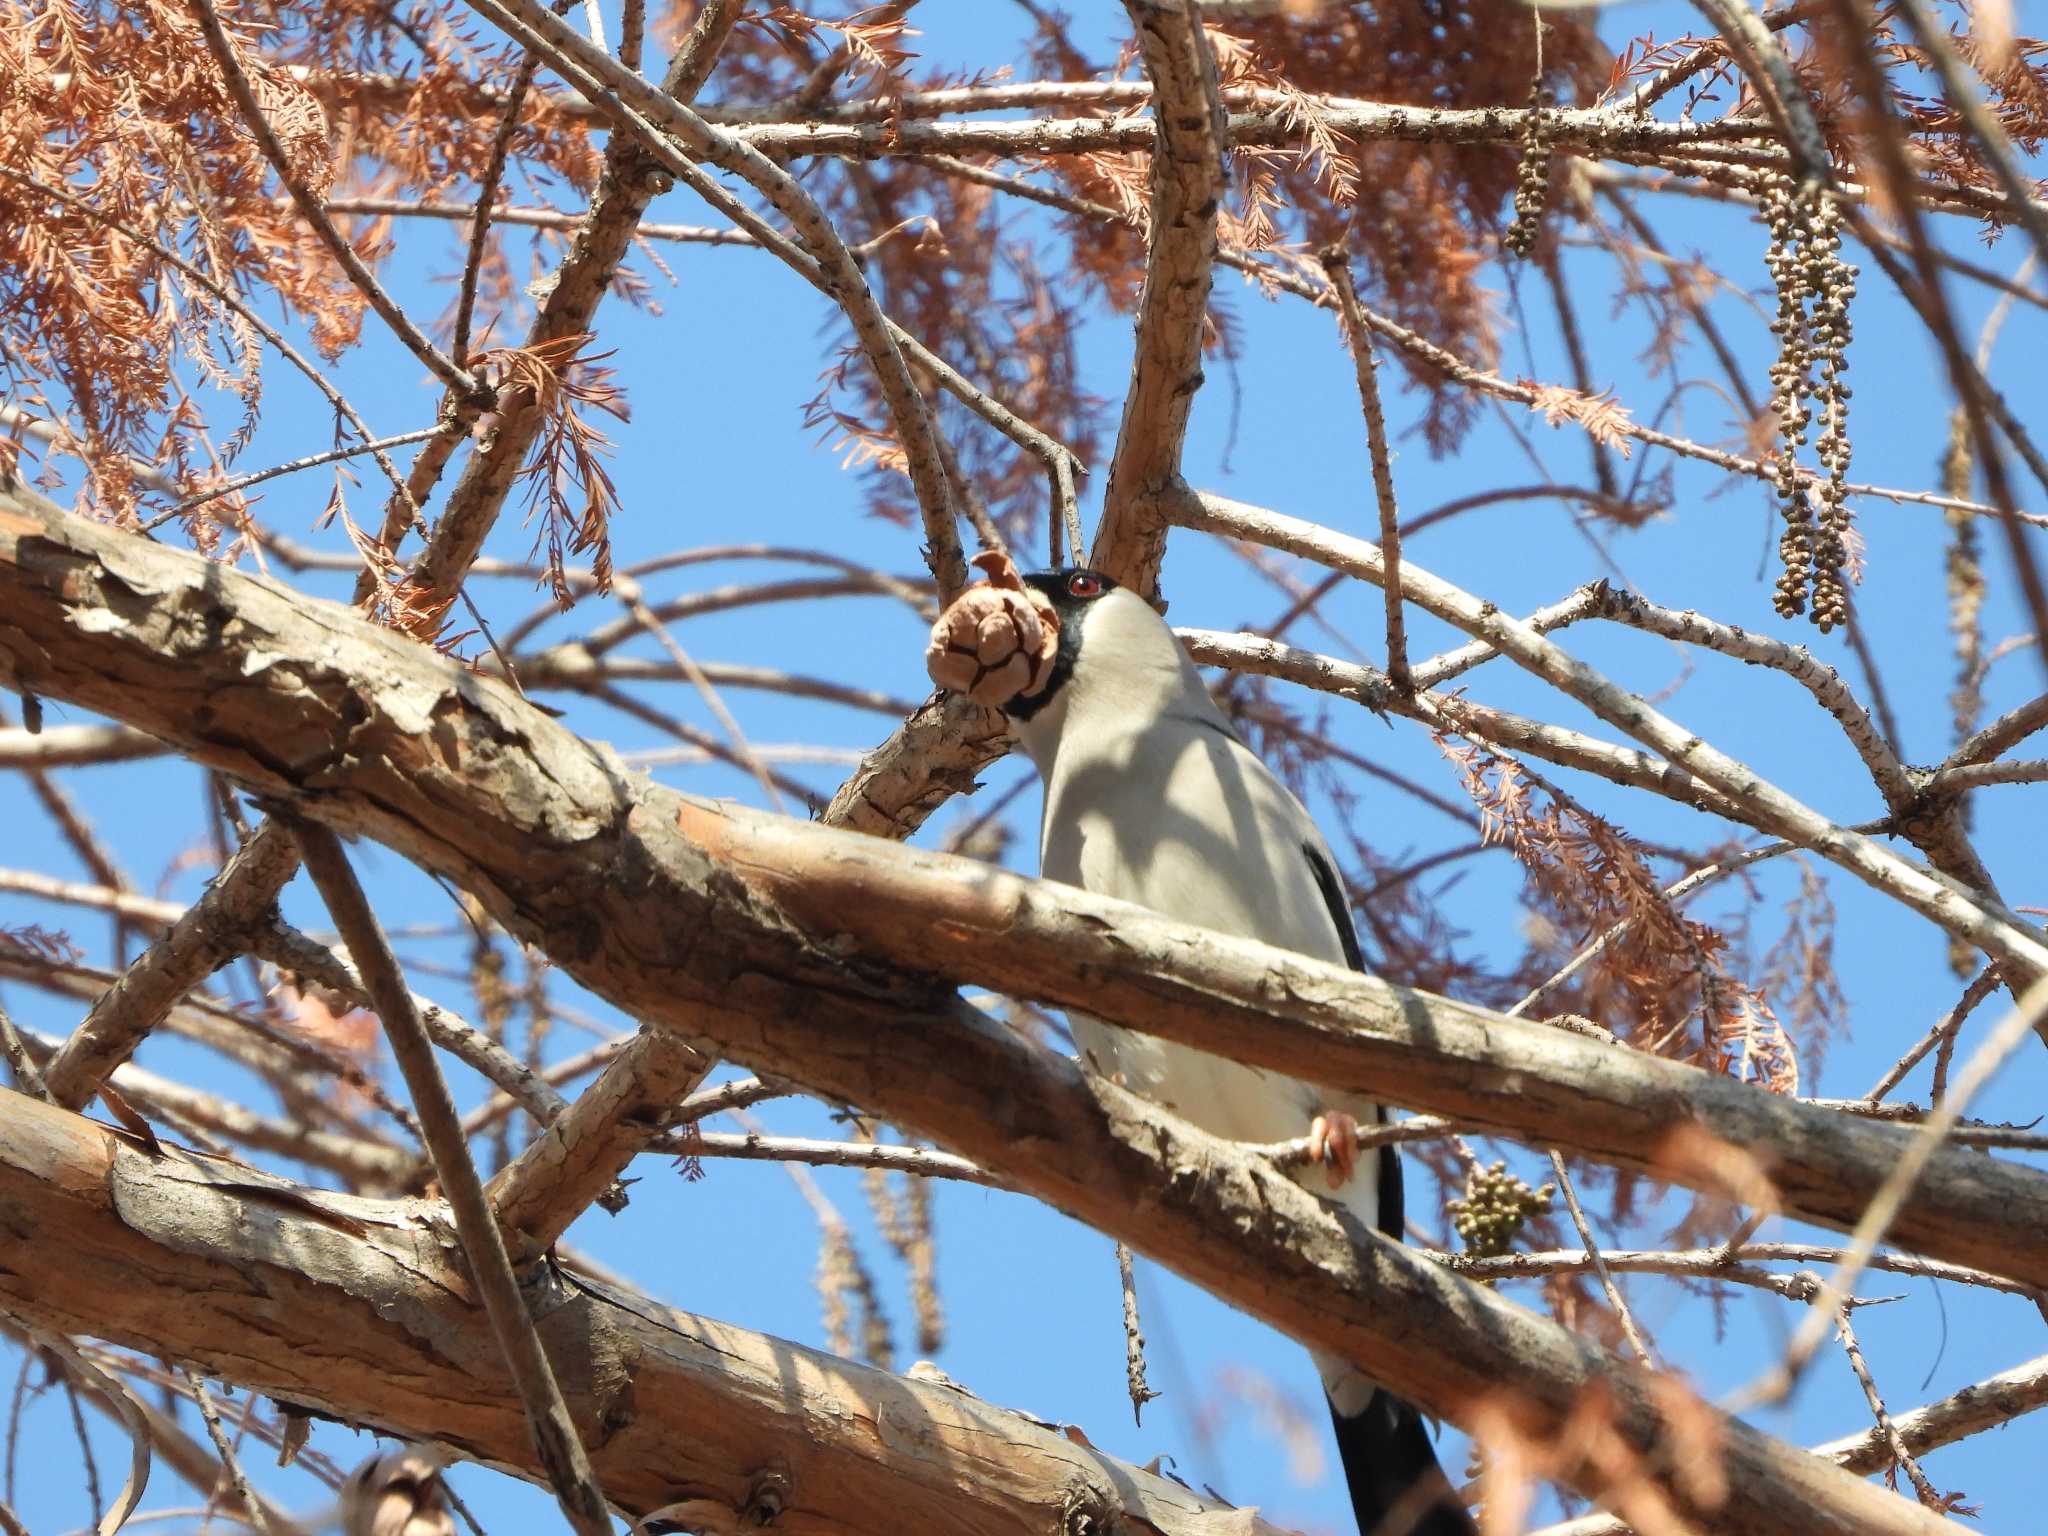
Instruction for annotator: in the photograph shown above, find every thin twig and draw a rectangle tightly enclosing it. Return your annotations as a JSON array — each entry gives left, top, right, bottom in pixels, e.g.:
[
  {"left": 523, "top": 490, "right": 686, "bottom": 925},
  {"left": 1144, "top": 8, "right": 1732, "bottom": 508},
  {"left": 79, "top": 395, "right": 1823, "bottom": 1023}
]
[
  {"left": 178, "top": 1366, "right": 280, "bottom": 1535},
  {"left": 288, "top": 821, "right": 612, "bottom": 1536},
  {"left": 184, "top": 0, "right": 480, "bottom": 401},
  {"left": 613, "top": 577, "right": 788, "bottom": 812},
  {"left": 1550, "top": 1150, "right": 1656, "bottom": 1368},
  {"left": 0, "top": 1001, "right": 51, "bottom": 1103},
  {"left": 146, "top": 428, "right": 445, "bottom": 527},
  {"left": 247, "top": 919, "right": 569, "bottom": 1126},
  {"left": 387, "top": 0, "right": 742, "bottom": 616},
  {"left": 1319, "top": 249, "right": 1410, "bottom": 692},
  {"left": 1829, "top": 1305, "right": 1943, "bottom": 1508},
  {"left": 1444, "top": 1243, "right": 2043, "bottom": 1303},
  {"left": 665, "top": 1130, "right": 998, "bottom": 1186},
  {"left": 1116, "top": 1243, "right": 1161, "bottom": 1426},
  {"left": 455, "top": 52, "right": 540, "bottom": 364},
  {"left": 1862, "top": 965, "right": 2000, "bottom": 1103}
]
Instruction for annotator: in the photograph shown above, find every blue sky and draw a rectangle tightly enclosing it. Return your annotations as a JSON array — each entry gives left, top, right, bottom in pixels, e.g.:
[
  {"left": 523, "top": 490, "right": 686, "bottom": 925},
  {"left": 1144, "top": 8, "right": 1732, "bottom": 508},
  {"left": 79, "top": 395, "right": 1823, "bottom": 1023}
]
[{"left": 5, "top": 3, "right": 2046, "bottom": 1531}]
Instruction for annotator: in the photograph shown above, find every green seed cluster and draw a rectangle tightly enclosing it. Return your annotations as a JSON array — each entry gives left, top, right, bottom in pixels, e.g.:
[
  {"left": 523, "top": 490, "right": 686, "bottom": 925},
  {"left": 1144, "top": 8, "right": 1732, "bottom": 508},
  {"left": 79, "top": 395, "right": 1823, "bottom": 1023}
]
[
  {"left": 1503, "top": 83, "right": 1555, "bottom": 259},
  {"left": 1448, "top": 1160, "right": 1555, "bottom": 1257},
  {"left": 1762, "top": 175, "right": 1857, "bottom": 631}
]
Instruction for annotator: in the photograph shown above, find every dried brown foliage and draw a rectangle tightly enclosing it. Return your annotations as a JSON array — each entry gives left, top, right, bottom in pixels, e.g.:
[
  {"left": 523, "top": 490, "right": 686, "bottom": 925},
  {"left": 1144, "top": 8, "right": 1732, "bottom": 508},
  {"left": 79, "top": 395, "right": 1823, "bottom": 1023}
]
[
  {"left": 1440, "top": 738, "right": 1802, "bottom": 1093},
  {"left": 2, "top": 0, "right": 2044, "bottom": 1528},
  {"left": 492, "top": 333, "right": 627, "bottom": 606},
  {"left": 1470, "top": 1377, "right": 1727, "bottom": 1536}
]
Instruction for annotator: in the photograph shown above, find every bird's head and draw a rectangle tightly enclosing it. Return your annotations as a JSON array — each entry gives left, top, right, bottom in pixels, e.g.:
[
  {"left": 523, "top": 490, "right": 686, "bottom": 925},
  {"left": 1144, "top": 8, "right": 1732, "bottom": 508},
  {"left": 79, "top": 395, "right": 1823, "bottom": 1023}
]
[{"left": 1005, "top": 567, "right": 1189, "bottom": 735}]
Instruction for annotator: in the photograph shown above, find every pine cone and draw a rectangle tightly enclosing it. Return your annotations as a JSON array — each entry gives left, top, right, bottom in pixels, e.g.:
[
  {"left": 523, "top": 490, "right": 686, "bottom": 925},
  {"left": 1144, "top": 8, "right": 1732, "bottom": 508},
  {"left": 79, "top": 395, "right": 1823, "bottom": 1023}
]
[{"left": 924, "top": 549, "right": 1061, "bottom": 708}]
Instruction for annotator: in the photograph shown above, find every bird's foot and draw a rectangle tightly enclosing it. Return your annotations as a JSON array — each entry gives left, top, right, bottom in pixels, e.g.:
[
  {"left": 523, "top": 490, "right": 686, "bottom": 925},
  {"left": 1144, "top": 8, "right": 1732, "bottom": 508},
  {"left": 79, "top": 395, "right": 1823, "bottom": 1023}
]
[{"left": 1307, "top": 1110, "right": 1360, "bottom": 1191}]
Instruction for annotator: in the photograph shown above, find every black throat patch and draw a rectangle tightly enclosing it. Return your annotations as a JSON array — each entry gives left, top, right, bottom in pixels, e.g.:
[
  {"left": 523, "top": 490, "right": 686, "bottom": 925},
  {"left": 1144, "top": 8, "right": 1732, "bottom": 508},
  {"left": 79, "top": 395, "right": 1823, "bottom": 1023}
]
[{"left": 1004, "top": 568, "right": 1120, "bottom": 723}]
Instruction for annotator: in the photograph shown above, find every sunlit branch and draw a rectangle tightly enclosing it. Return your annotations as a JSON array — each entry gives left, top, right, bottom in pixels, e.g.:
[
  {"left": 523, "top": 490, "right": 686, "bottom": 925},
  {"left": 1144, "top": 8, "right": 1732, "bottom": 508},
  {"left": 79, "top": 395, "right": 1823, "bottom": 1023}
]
[{"left": 1174, "top": 489, "right": 2048, "bottom": 1002}]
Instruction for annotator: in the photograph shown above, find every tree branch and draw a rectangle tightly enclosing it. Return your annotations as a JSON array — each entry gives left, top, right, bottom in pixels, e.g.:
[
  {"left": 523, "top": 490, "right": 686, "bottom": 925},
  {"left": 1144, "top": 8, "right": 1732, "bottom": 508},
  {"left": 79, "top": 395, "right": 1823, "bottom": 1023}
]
[
  {"left": 41, "top": 824, "right": 299, "bottom": 1110},
  {"left": 1093, "top": 0, "right": 1228, "bottom": 592},
  {"left": 1173, "top": 489, "right": 2048, "bottom": 1006},
  {"left": 290, "top": 823, "right": 612, "bottom": 1535},
  {"left": 0, "top": 1092, "right": 1293, "bottom": 1536},
  {"left": 0, "top": 485, "right": 2021, "bottom": 1531}
]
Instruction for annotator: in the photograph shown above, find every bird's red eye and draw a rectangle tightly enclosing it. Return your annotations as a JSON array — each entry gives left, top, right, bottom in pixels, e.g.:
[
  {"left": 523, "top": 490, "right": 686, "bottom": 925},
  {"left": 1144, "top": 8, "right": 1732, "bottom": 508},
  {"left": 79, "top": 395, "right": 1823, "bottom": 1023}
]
[{"left": 1067, "top": 572, "right": 1102, "bottom": 598}]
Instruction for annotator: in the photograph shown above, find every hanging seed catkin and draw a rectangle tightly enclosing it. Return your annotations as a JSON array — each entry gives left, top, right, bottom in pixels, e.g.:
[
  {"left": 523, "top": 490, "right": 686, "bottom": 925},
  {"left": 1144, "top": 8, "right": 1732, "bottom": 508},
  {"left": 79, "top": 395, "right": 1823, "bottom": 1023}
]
[
  {"left": 1503, "top": 82, "right": 1555, "bottom": 259},
  {"left": 1762, "top": 175, "right": 1857, "bottom": 629}
]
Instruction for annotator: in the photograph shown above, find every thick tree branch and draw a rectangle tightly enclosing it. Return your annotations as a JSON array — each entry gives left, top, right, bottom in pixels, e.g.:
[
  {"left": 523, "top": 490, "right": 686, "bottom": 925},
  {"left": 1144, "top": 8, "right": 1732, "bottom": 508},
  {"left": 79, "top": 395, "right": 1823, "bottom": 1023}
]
[
  {"left": 1093, "top": 1, "right": 1228, "bottom": 592},
  {"left": 1, "top": 491, "right": 2044, "bottom": 1279},
  {"left": 0, "top": 1092, "right": 1293, "bottom": 1535},
  {"left": 0, "top": 486, "right": 2017, "bottom": 1531}
]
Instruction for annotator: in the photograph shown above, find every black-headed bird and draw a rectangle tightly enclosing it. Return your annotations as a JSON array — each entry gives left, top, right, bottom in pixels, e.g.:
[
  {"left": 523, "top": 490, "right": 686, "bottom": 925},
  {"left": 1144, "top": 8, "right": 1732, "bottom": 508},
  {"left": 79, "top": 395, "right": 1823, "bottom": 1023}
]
[{"left": 940, "top": 561, "right": 1476, "bottom": 1536}]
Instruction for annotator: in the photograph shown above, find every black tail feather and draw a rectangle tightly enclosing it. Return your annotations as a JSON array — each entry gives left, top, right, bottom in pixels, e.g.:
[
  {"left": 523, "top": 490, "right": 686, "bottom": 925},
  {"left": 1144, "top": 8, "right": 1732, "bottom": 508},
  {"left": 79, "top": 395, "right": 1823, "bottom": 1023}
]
[{"left": 1329, "top": 1389, "right": 1478, "bottom": 1536}]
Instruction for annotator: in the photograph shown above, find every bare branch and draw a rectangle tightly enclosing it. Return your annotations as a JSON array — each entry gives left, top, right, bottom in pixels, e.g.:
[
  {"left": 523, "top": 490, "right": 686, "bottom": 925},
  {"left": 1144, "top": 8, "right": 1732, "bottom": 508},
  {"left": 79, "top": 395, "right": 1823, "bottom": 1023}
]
[
  {"left": 0, "top": 724, "right": 164, "bottom": 769},
  {"left": 1534, "top": 1356, "right": 2048, "bottom": 1536},
  {"left": 4, "top": 495, "right": 2043, "bottom": 1294},
  {"left": 1092, "top": 1, "right": 1228, "bottom": 591},
  {"left": 1179, "top": 626, "right": 1749, "bottom": 819},
  {"left": 0, "top": 1095, "right": 1298, "bottom": 1535},
  {"left": 1320, "top": 249, "right": 1411, "bottom": 692},
  {"left": 680, "top": 1130, "right": 998, "bottom": 1188},
  {"left": 1830, "top": 1305, "right": 1944, "bottom": 1509},
  {"left": 486, "top": 1028, "right": 709, "bottom": 1253},
  {"left": 1757, "top": 975, "right": 2048, "bottom": 1403},
  {"left": 290, "top": 822, "right": 612, "bottom": 1536},
  {"left": 42, "top": 822, "right": 299, "bottom": 1111},
  {"left": 1549, "top": 1150, "right": 1657, "bottom": 1368},
  {"left": 1174, "top": 489, "right": 2048, "bottom": 1004},
  {"left": 1944, "top": 690, "right": 2048, "bottom": 769},
  {"left": 1813, "top": 1353, "right": 2048, "bottom": 1475},
  {"left": 246, "top": 920, "right": 569, "bottom": 1127}
]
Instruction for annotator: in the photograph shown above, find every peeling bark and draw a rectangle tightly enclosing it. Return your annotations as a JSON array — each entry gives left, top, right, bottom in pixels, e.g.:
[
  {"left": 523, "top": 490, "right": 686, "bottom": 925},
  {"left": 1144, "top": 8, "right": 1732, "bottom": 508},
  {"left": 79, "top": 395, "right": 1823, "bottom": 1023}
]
[
  {"left": 0, "top": 483, "right": 1988, "bottom": 1533},
  {"left": 0, "top": 1094, "right": 1284, "bottom": 1534}
]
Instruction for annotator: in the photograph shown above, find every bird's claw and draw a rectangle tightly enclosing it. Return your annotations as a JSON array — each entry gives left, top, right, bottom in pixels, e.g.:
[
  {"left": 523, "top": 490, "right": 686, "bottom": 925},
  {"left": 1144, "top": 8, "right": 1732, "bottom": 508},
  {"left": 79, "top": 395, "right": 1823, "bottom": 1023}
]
[{"left": 1308, "top": 1111, "right": 1360, "bottom": 1190}]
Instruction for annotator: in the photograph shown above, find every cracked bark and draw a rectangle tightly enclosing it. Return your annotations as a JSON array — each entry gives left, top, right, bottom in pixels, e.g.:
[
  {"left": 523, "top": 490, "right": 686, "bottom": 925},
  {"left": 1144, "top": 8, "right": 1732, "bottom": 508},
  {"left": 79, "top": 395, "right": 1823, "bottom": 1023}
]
[
  {"left": 0, "top": 482, "right": 2018, "bottom": 1531},
  {"left": 0, "top": 1093, "right": 1293, "bottom": 1535}
]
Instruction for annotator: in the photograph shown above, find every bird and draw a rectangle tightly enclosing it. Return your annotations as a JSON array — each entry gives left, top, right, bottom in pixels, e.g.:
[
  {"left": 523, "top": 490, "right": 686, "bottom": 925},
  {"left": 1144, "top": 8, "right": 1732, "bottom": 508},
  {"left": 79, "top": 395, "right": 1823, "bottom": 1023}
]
[{"left": 999, "top": 565, "right": 1477, "bottom": 1536}]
